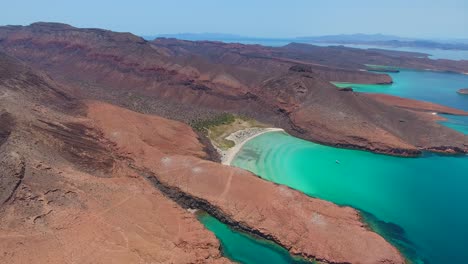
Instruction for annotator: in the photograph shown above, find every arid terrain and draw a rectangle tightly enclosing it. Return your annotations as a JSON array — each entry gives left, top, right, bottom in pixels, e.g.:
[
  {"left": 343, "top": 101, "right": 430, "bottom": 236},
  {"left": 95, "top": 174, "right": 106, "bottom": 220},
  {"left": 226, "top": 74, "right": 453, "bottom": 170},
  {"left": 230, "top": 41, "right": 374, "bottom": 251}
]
[
  {"left": 0, "top": 22, "right": 466, "bottom": 156},
  {"left": 0, "top": 51, "right": 404, "bottom": 263},
  {"left": 0, "top": 22, "right": 467, "bottom": 264}
]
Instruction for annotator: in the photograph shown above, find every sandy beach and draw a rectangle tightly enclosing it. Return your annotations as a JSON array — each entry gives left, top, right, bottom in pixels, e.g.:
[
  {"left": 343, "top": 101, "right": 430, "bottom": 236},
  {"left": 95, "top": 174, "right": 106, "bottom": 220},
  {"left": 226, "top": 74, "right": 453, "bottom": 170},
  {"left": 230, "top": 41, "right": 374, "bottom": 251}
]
[{"left": 218, "top": 127, "right": 285, "bottom": 165}]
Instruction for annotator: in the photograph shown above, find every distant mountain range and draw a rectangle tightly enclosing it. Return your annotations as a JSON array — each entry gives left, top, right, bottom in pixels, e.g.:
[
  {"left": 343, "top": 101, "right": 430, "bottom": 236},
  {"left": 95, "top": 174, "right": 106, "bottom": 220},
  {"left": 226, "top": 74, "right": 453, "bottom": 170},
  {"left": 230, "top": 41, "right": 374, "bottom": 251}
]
[
  {"left": 144, "top": 33, "right": 468, "bottom": 50},
  {"left": 147, "top": 33, "right": 247, "bottom": 41},
  {"left": 297, "top": 35, "right": 468, "bottom": 50},
  {"left": 142, "top": 33, "right": 285, "bottom": 42},
  {"left": 296, "top": 33, "right": 412, "bottom": 42}
]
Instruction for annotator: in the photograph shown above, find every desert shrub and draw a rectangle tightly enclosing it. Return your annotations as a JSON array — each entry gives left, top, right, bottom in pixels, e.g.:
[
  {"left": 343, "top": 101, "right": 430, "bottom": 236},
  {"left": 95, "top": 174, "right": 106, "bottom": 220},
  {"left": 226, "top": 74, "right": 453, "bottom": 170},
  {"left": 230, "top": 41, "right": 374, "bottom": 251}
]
[{"left": 190, "top": 113, "right": 236, "bottom": 132}]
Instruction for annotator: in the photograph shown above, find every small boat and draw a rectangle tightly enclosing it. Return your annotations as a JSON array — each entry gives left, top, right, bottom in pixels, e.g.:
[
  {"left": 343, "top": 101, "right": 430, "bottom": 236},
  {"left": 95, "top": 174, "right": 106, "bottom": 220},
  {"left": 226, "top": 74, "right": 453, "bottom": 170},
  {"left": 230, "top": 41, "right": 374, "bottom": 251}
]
[{"left": 335, "top": 160, "right": 340, "bottom": 164}]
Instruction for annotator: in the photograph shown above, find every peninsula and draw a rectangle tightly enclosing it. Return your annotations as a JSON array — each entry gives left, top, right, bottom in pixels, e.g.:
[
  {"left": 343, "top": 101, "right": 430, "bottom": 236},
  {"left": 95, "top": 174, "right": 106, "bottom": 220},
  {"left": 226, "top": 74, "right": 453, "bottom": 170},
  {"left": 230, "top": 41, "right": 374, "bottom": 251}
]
[{"left": 0, "top": 22, "right": 467, "bottom": 264}]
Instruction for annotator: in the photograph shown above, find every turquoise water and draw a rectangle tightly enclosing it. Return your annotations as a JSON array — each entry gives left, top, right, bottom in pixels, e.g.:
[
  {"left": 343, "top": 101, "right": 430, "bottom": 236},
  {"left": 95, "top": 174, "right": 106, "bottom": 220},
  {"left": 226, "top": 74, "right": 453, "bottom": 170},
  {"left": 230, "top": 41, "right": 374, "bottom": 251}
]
[
  {"left": 197, "top": 213, "right": 311, "bottom": 264},
  {"left": 335, "top": 69, "right": 468, "bottom": 134},
  {"left": 440, "top": 114, "right": 468, "bottom": 134},
  {"left": 335, "top": 70, "right": 468, "bottom": 111},
  {"left": 232, "top": 132, "right": 468, "bottom": 264}
]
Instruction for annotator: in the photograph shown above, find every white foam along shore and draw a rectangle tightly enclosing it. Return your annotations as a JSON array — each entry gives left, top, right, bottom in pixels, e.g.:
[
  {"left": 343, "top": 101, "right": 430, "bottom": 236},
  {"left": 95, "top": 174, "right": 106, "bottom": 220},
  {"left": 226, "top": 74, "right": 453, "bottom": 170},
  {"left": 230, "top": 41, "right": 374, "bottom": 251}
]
[{"left": 219, "top": 127, "right": 285, "bottom": 165}]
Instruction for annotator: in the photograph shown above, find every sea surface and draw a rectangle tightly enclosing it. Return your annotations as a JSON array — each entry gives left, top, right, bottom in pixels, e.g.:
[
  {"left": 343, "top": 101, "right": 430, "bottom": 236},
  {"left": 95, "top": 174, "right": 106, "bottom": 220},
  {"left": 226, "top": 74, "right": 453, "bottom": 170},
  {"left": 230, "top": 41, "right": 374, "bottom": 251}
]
[
  {"left": 229, "top": 70, "right": 468, "bottom": 263},
  {"left": 333, "top": 69, "right": 468, "bottom": 134},
  {"left": 440, "top": 114, "right": 468, "bottom": 134},
  {"left": 232, "top": 132, "right": 468, "bottom": 264}
]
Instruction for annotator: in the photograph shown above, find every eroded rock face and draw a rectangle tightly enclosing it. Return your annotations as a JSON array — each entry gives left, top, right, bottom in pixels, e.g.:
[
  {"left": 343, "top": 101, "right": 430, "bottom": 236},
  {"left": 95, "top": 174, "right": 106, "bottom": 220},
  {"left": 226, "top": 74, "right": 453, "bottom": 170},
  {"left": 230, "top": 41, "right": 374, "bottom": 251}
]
[{"left": 87, "top": 101, "right": 405, "bottom": 264}]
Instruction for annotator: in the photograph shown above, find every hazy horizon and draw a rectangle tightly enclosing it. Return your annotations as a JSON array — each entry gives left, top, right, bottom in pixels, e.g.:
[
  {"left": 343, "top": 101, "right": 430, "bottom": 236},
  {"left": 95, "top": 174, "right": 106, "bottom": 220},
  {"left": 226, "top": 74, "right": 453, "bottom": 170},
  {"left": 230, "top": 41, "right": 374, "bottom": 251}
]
[
  {"left": 2, "top": 0, "right": 468, "bottom": 39},
  {"left": 151, "top": 32, "right": 468, "bottom": 42}
]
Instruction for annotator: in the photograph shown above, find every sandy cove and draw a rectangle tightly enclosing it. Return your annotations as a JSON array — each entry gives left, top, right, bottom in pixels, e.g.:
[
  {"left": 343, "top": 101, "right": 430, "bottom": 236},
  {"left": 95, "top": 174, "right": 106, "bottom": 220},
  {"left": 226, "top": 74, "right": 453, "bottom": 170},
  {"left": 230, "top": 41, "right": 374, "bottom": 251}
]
[{"left": 218, "top": 127, "right": 285, "bottom": 165}]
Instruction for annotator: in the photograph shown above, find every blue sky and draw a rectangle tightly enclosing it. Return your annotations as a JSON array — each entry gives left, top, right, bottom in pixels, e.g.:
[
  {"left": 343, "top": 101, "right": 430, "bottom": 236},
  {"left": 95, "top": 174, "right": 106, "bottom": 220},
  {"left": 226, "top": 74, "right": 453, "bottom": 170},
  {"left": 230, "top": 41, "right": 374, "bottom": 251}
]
[{"left": 2, "top": 0, "right": 467, "bottom": 38}]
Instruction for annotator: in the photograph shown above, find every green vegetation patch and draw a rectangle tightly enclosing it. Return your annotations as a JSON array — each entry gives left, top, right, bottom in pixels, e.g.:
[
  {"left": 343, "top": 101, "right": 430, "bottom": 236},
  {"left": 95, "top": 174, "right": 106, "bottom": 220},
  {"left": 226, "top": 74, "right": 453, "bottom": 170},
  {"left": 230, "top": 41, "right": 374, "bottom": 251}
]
[
  {"left": 190, "top": 113, "right": 236, "bottom": 132},
  {"left": 364, "top": 64, "right": 401, "bottom": 72},
  {"left": 191, "top": 113, "right": 269, "bottom": 150}
]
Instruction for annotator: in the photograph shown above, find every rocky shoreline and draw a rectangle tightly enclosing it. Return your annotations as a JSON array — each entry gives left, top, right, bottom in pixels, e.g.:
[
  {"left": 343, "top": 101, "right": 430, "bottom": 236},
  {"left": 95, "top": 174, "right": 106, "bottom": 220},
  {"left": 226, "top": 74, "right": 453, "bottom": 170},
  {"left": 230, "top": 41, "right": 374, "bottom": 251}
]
[{"left": 134, "top": 165, "right": 294, "bottom": 255}]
